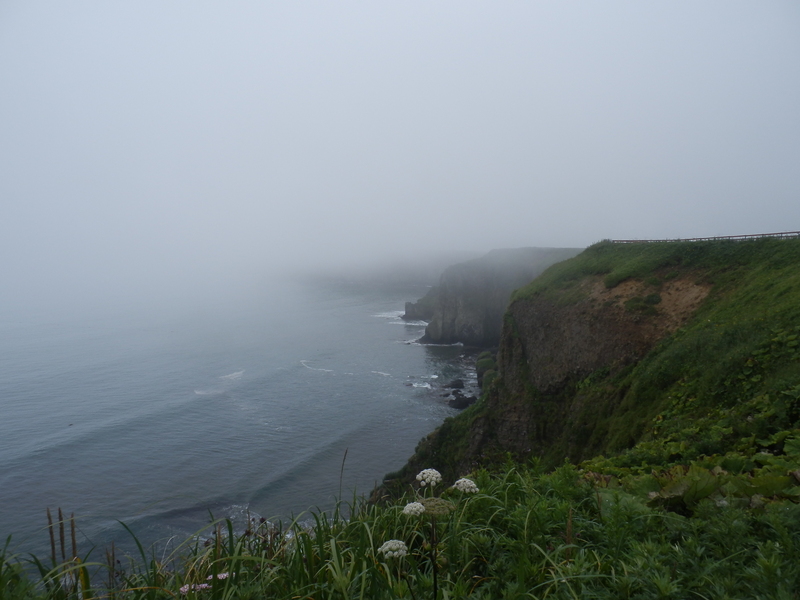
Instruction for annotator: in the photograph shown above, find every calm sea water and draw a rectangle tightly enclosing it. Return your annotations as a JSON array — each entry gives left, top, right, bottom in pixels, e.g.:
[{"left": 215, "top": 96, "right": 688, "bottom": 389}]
[{"left": 0, "top": 279, "right": 474, "bottom": 555}]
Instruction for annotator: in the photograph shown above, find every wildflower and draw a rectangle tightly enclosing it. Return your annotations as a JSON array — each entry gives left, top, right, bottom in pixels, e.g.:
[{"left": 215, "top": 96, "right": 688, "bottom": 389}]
[
  {"left": 180, "top": 583, "right": 212, "bottom": 594},
  {"left": 416, "top": 468, "right": 442, "bottom": 487},
  {"left": 452, "top": 478, "right": 479, "bottom": 493},
  {"left": 403, "top": 501, "right": 425, "bottom": 516},
  {"left": 206, "top": 572, "right": 229, "bottom": 580},
  {"left": 421, "top": 497, "right": 454, "bottom": 517},
  {"left": 378, "top": 539, "right": 408, "bottom": 559}
]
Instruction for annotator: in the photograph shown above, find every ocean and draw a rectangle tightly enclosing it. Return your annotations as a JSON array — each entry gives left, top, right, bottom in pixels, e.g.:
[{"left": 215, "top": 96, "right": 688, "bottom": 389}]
[{"left": 0, "top": 278, "right": 476, "bottom": 556}]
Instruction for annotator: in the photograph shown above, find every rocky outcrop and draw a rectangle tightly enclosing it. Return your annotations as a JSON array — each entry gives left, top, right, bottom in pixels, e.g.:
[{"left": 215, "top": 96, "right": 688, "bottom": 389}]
[
  {"left": 402, "top": 289, "right": 438, "bottom": 321},
  {"left": 478, "top": 275, "right": 711, "bottom": 462},
  {"left": 500, "top": 277, "right": 709, "bottom": 393},
  {"left": 405, "top": 247, "right": 582, "bottom": 347}
]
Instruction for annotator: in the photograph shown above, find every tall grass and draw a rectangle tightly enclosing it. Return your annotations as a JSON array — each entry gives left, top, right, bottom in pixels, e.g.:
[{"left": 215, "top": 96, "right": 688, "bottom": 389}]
[{"left": 3, "top": 462, "right": 799, "bottom": 599}]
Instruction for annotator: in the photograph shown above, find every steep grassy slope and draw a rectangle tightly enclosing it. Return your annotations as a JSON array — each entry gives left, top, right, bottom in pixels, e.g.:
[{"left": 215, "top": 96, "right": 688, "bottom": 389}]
[{"left": 382, "top": 238, "right": 800, "bottom": 491}]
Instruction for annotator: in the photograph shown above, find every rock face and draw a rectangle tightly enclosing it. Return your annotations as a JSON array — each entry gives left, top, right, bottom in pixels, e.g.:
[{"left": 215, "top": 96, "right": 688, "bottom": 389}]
[
  {"left": 479, "top": 275, "right": 711, "bottom": 461},
  {"left": 381, "top": 270, "right": 712, "bottom": 490},
  {"left": 500, "top": 277, "right": 709, "bottom": 395},
  {"left": 402, "top": 294, "right": 437, "bottom": 321},
  {"left": 405, "top": 247, "right": 582, "bottom": 347}
]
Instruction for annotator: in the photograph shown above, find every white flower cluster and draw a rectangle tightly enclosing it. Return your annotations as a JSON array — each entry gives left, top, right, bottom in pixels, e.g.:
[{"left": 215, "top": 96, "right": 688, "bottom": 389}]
[
  {"left": 179, "top": 572, "right": 230, "bottom": 594},
  {"left": 402, "top": 501, "right": 425, "bottom": 516},
  {"left": 452, "top": 478, "right": 479, "bottom": 494},
  {"left": 416, "top": 468, "right": 442, "bottom": 487},
  {"left": 378, "top": 539, "right": 408, "bottom": 559},
  {"left": 179, "top": 583, "right": 210, "bottom": 594}
]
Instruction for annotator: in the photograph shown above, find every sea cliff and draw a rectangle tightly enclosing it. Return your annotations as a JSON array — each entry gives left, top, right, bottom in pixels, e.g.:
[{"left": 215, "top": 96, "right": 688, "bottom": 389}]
[
  {"left": 380, "top": 238, "right": 800, "bottom": 492},
  {"left": 404, "top": 247, "right": 582, "bottom": 347}
]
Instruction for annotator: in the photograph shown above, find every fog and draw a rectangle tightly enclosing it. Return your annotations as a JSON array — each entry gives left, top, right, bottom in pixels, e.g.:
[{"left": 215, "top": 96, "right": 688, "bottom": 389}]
[{"left": 2, "top": 2, "right": 799, "bottom": 316}]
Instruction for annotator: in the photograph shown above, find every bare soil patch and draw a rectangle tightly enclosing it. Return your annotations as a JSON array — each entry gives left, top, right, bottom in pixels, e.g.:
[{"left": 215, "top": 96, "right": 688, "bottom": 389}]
[{"left": 587, "top": 276, "right": 711, "bottom": 333}]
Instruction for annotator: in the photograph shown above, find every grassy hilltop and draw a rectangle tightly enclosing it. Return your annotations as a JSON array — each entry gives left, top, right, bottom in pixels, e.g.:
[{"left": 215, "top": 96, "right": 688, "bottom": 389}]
[{"left": 3, "top": 238, "right": 800, "bottom": 599}]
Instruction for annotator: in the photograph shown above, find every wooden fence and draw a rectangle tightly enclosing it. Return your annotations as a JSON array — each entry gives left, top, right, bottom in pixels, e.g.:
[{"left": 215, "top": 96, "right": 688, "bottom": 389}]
[{"left": 612, "top": 231, "right": 800, "bottom": 244}]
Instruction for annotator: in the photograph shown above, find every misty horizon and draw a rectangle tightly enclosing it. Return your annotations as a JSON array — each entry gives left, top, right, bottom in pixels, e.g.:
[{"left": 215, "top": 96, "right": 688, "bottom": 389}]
[{"left": 2, "top": 2, "right": 799, "bottom": 316}]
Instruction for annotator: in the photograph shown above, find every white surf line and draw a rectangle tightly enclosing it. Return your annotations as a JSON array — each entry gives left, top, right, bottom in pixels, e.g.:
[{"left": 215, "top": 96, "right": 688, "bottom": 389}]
[
  {"left": 371, "top": 371, "right": 391, "bottom": 377},
  {"left": 300, "top": 360, "right": 334, "bottom": 373},
  {"left": 372, "top": 311, "right": 404, "bottom": 319},
  {"left": 220, "top": 370, "right": 245, "bottom": 380}
]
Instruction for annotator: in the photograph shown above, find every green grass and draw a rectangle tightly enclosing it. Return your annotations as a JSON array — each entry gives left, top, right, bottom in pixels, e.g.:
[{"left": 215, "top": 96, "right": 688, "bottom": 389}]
[
  {"left": 3, "top": 462, "right": 800, "bottom": 599},
  {"left": 547, "top": 239, "right": 800, "bottom": 461},
  {"left": 512, "top": 237, "right": 800, "bottom": 302}
]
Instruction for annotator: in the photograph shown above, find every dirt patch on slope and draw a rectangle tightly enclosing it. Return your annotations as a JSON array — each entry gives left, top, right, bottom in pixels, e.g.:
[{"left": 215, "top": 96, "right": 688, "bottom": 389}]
[
  {"left": 499, "top": 275, "right": 712, "bottom": 395},
  {"left": 587, "top": 276, "right": 711, "bottom": 335}
]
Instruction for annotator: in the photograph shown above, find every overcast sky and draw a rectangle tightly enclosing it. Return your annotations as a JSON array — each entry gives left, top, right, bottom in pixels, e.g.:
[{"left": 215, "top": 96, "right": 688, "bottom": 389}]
[{"left": 1, "top": 2, "right": 799, "bottom": 314}]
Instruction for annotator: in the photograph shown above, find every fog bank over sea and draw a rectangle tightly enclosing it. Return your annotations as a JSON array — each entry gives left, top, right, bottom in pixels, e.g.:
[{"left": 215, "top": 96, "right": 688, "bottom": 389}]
[{"left": 0, "top": 276, "right": 471, "bottom": 555}]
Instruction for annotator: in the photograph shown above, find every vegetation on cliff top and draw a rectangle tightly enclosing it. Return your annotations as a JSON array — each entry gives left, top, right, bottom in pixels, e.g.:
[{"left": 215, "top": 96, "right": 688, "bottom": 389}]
[
  {"left": 385, "top": 237, "right": 800, "bottom": 487},
  {"left": 513, "top": 237, "right": 800, "bottom": 303},
  {"left": 556, "top": 237, "right": 800, "bottom": 466}
]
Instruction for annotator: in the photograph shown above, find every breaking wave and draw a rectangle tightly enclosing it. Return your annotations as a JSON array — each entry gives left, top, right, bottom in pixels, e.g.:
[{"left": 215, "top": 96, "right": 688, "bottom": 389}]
[
  {"left": 300, "top": 360, "right": 334, "bottom": 373},
  {"left": 372, "top": 310, "right": 405, "bottom": 319},
  {"left": 220, "top": 370, "right": 244, "bottom": 380}
]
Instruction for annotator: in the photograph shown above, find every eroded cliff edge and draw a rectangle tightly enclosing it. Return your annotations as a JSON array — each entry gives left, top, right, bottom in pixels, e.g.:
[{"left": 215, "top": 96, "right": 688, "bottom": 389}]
[
  {"left": 483, "top": 274, "right": 710, "bottom": 462},
  {"left": 404, "top": 247, "right": 582, "bottom": 346},
  {"left": 378, "top": 238, "right": 800, "bottom": 494}
]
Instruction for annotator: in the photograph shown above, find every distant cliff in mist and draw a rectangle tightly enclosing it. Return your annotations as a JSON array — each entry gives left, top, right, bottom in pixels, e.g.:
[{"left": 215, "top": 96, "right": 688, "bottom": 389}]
[{"left": 403, "top": 247, "right": 583, "bottom": 347}]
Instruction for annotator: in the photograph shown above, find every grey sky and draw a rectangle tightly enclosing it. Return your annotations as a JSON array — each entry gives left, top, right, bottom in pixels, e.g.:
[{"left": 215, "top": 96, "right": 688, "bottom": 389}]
[{"left": 2, "top": 2, "right": 799, "bottom": 313}]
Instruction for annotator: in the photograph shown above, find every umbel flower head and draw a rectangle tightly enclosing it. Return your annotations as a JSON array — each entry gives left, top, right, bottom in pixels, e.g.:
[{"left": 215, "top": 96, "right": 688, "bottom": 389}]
[
  {"left": 452, "top": 478, "right": 479, "bottom": 494},
  {"left": 416, "top": 468, "right": 442, "bottom": 487},
  {"left": 378, "top": 539, "right": 408, "bottom": 559},
  {"left": 421, "top": 497, "right": 454, "bottom": 517},
  {"left": 403, "top": 501, "right": 425, "bottom": 516}
]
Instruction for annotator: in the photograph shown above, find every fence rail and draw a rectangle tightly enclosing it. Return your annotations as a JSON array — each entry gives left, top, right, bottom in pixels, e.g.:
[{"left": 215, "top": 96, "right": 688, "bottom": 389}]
[{"left": 612, "top": 231, "right": 800, "bottom": 244}]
